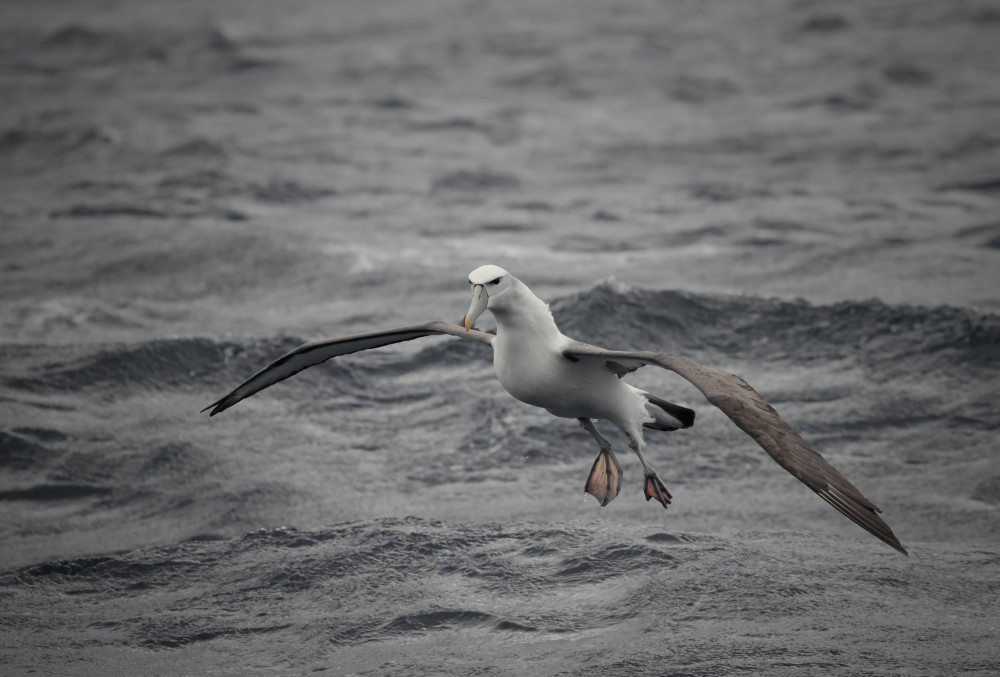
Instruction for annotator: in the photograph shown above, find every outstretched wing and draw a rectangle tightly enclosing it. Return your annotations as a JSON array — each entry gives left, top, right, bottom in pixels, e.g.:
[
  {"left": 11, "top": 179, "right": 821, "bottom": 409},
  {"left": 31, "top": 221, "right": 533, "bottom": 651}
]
[
  {"left": 204, "top": 321, "right": 494, "bottom": 416},
  {"left": 562, "top": 341, "right": 908, "bottom": 555}
]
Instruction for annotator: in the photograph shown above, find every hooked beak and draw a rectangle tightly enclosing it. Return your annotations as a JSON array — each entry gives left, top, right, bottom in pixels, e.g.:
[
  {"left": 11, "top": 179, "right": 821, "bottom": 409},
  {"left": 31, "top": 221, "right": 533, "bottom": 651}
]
[{"left": 464, "top": 284, "right": 488, "bottom": 332}]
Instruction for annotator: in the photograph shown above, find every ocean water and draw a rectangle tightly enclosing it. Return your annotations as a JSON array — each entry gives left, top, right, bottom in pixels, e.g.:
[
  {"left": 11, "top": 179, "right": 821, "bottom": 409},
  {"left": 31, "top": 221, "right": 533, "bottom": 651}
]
[{"left": 2, "top": 0, "right": 999, "bottom": 675}]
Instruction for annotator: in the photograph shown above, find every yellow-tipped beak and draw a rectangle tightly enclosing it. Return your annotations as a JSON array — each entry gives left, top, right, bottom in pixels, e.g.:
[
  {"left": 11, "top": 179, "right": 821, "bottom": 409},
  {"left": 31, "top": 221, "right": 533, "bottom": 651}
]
[{"left": 464, "top": 284, "right": 488, "bottom": 333}]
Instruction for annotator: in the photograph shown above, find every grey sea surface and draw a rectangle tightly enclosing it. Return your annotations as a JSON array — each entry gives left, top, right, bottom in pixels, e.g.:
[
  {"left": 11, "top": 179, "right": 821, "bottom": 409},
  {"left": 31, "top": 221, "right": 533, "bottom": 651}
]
[{"left": 1, "top": 0, "right": 999, "bottom": 675}]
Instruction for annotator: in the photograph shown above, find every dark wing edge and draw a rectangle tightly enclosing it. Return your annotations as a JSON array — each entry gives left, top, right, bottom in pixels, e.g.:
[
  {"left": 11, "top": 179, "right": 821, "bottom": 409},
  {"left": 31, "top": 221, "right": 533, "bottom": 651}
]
[
  {"left": 203, "top": 321, "right": 493, "bottom": 417},
  {"left": 562, "top": 341, "right": 908, "bottom": 556}
]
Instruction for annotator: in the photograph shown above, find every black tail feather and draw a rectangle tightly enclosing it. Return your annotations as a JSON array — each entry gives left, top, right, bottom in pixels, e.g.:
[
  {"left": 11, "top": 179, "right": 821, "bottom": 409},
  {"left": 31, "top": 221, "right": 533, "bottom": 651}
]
[{"left": 643, "top": 394, "right": 696, "bottom": 431}]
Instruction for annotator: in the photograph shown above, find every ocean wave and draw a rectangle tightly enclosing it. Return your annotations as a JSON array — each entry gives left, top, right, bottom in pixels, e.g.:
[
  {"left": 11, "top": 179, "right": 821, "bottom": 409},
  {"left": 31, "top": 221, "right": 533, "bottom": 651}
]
[
  {"left": 159, "top": 138, "right": 230, "bottom": 161},
  {"left": 49, "top": 204, "right": 170, "bottom": 219},
  {"left": 430, "top": 168, "right": 522, "bottom": 194},
  {"left": 4, "top": 289, "right": 997, "bottom": 398},
  {"left": 0, "top": 126, "right": 120, "bottom": 175},
  {"left": 7, "top": 517, "right": 698, "bottom": 600},
  {"left": 0, "top": 516, "right": 838, "bottom": 656},
  {"left": 0, "top": 483, "right": 112, "bottom": 501},
  {"left": 0, "top": 430, "right": 59, "bottom": 470},
  {"left": 40, "top": 25, "right": 165, "bottom": 65},
  {"left": 36, "top": 24, "right": 279, "bottom": 73},
  {"left": 553, "top": 283, "right": 1000, "bottom": 369},
  {"left": 3, "top": 337, "right": 303, "bottom": 394},
  {"left": 155, "top": 168, "right": 337, "bottom": 204},
  {"left": 7, "top": 514, "right": 995, "bottom": 674}
]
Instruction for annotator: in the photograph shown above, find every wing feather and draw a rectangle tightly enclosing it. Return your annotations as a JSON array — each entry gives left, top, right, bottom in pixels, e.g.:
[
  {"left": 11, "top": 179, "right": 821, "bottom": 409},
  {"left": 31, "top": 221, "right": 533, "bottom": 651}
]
[
  {"left": 203, "top": 321, "right": 493, "bottom": 416},
  {"left": 562, "top": 341, "right": 907, "bottom": 555}
]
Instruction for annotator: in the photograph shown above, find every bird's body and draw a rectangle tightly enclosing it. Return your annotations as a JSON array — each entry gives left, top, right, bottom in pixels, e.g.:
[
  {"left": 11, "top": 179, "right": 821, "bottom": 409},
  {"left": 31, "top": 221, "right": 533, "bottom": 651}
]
[
  {"left": 204, "top": 265, "right": 908, "bottom": 555},
  {"left": 486, "top": 273, "right": 664, "bottom": 432}
]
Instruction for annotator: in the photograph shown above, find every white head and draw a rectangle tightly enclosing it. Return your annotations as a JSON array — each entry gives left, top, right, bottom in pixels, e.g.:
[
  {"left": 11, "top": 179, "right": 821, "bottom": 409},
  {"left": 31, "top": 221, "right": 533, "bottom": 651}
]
[
  {"left": 464, "top": 264, "right": 514, "bottom": 331},
  {"left": 463, "top": 265, "right": 556, "bottom": 334}
]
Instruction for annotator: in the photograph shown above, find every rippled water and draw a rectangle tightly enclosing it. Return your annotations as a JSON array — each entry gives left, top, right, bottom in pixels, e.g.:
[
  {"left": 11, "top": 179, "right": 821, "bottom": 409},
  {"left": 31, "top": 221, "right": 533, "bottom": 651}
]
[{"left": 2, "top": 0, "right": 999, "bottom": 675}]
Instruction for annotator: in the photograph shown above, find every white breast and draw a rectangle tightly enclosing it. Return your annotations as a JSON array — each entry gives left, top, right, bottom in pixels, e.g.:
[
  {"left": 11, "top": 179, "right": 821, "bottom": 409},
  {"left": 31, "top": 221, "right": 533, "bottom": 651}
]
[
  {"left": 485, "top": 276, "right": 649, "bottom": 426},
  {"left": 493, "top": 330, "right": 640, "bottom": 422}
]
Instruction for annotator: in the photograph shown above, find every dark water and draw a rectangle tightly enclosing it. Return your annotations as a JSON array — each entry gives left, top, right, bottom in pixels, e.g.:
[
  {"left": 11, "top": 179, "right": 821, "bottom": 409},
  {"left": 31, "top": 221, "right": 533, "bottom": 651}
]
[{"left": 2, "top": 0, "right": 1000, "bottom": 675}]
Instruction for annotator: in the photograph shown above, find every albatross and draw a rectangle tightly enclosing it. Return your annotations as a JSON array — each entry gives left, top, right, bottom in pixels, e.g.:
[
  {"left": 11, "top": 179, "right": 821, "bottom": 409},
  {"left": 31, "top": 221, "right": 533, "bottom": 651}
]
[{"left": 204, "top": 265, "right": 907, "bottom": 555}]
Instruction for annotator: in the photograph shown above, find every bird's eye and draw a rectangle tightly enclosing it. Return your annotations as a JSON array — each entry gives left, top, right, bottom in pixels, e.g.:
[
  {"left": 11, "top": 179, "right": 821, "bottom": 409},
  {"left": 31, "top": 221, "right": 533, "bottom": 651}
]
[{"left": 490, "top": 277, "right": 502, "bottom": 285}]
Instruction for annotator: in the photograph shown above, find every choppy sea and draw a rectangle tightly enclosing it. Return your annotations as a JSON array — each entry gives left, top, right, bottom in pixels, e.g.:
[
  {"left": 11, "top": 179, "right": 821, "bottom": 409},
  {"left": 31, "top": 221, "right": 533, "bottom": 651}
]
[{"left": 2, "top": 0, "right": 999, "bottom": 674}]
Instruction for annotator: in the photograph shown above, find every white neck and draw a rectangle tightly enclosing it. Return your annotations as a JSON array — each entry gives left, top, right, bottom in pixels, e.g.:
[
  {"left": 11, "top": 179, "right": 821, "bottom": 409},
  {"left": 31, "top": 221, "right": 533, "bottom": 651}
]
[{"left": 488, "top": 278, "right": 563, "bottom": 343}]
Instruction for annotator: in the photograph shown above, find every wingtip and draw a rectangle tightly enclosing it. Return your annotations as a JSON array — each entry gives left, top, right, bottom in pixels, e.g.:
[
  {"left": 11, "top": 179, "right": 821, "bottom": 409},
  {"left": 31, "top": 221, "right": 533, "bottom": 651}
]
[
  {"left": 818, "top": 486, "right": 908, "bottom": 556},
  {"left": 886, "top": 535, "right": 909, "bottom": 557},
  {"left": 200, "top": 399, "right": 225, "bottom": 416}
]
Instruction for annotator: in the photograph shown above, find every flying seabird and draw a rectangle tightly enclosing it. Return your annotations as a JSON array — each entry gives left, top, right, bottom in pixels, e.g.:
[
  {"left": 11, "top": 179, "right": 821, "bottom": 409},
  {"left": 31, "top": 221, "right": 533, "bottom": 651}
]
[{"left": 204, "top": 265, "right": 907, "bottom": 555}]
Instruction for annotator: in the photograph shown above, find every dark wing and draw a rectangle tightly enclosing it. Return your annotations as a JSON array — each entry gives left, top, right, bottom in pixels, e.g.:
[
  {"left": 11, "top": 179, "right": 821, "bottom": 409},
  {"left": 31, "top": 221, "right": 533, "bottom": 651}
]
[
  {"left": 203, "top": 321, "right": 494, "bottom": 416},
  {"left": 562, "top": 341, "right": 908, "bottom": 556}
]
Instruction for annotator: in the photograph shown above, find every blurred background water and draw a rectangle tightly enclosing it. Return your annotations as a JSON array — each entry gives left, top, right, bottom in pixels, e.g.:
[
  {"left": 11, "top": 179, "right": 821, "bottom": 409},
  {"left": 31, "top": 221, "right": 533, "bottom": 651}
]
[{"left": 1, "top": 0, "right": 999, "bottom": 674}]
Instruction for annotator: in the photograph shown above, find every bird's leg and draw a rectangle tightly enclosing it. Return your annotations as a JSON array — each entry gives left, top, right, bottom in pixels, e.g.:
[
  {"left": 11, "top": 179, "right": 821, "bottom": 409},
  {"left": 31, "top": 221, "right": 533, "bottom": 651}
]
[
  {"left": 579, "top": 418, "right": 623, "bottom": 507},
  {"left": 626, "top": 432, "right": 672, "bottom": 509}
]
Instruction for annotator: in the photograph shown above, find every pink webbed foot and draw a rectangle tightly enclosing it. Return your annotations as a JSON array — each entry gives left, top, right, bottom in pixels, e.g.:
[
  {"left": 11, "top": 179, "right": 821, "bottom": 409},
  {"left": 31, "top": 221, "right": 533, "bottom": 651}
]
[
  {"left": 643, "top": 473, "right": 672, "bottom": 509},
  {"left": 584, "top": 447, "right": 623, "bottom": 507}
]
